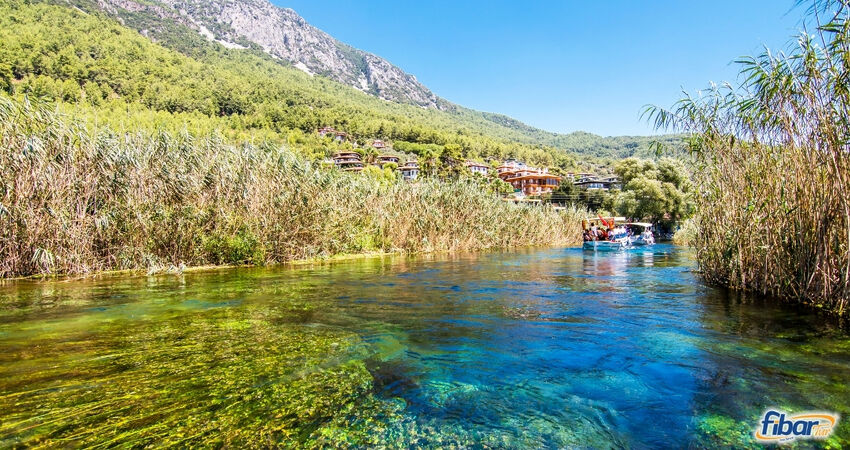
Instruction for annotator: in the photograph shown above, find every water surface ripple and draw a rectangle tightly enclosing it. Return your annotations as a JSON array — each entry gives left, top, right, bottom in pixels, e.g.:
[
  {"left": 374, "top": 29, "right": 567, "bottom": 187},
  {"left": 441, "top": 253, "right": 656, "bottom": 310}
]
[{"left": 0, "top": 245, "right": 848, "bottom": 447}]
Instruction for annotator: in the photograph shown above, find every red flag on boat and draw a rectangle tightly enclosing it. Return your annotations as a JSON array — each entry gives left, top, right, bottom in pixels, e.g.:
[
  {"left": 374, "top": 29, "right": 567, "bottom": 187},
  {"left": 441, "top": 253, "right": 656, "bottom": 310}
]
[{"left": 598, "top": 214, "right": 611, "bottom": 228}]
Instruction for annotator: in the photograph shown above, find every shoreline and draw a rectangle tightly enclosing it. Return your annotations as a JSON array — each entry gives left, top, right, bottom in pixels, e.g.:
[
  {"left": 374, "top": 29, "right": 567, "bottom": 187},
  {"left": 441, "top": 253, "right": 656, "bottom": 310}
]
[
  {"left": 0, "top": 251, "right": 400, "bottom": 283},
  {"left": 0, "top": 246, "right": 576, "bottom": 284}
]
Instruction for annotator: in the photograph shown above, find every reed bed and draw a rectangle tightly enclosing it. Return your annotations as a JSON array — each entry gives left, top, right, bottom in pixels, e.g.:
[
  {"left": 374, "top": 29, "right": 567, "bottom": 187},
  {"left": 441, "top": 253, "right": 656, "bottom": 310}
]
[
  {"left": 647, "top": 0, "right": 850, "bottom": 314},
  {"left": 0, "top": 97, "right": 583, "bottom": 278}
]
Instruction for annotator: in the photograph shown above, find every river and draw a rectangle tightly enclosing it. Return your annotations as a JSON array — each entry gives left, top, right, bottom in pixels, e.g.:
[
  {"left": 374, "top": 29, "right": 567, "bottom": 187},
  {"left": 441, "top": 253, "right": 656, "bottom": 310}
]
[{"left": 0, "top": 244, "right": 847, "bottom": 447}]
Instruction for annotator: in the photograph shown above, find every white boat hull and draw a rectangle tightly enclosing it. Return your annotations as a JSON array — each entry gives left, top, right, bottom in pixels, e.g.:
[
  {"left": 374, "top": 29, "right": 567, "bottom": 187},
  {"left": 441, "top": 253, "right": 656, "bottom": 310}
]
[
  {"left": 583, "top": 240, "right": 628, "bottom": 251},
  {"left": 630, "top": 236, "right": 655, "bottom": 246}
]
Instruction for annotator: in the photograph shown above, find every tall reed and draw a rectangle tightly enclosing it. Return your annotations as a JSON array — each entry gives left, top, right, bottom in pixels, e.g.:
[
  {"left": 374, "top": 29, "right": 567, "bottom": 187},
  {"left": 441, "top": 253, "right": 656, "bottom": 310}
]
[
  {"left": 646, "top": 0, "right": 850, "bottom": 314},
  {"left": 0, "top": 97, "right": 583, "bottom": 278}
]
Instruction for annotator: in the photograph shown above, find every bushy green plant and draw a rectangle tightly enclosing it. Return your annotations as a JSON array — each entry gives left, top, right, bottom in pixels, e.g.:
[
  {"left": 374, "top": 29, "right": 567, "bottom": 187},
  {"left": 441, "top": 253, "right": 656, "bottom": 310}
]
[
  {"left": 608, "top": 157, "right": 694, "bottom": 225},
  {"left": 202, "top": 229, "right": 265, "bottom": 266}
]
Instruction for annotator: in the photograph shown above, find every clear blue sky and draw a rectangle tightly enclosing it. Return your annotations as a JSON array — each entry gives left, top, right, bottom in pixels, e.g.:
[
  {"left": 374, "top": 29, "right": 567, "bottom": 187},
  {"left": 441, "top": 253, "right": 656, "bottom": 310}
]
[{"left": 273, "top": 1, "right": 804, "bottom": 136}]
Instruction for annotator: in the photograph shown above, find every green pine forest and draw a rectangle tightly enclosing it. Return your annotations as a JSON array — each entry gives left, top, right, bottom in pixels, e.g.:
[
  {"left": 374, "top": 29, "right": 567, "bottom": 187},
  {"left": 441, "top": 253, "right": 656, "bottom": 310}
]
[{"left": 0, "top": 0, "right": 679, "bottom": 169}]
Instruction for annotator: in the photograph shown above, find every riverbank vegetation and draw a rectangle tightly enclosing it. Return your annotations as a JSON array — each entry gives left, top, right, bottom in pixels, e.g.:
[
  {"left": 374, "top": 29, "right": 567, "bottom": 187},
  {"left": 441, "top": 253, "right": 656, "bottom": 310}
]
[
  {"left": 647, "top": 0, "right": 850, "bottom": 314},
  {"left": 550, "top": 157, "right": 695, "bottom": 230},
  {"left": 0, "top": 97, "right": 584, "bottom": 278}
]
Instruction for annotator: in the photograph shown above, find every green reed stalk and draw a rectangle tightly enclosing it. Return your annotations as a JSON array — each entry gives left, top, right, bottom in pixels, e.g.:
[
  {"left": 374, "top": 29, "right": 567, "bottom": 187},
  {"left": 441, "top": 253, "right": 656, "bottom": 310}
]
[{"left": 646, "top": 0, "right": 850, "bottom": 314}]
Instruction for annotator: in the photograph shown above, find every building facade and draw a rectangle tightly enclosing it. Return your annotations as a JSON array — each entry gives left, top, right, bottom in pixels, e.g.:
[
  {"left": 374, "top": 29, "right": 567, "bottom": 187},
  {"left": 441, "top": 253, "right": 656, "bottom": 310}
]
[
  {"left": 573, "top": 175, "right": 621, "bottom": 191},
  {"left": 399, "top": 161, "right": 420, "bottom": 181},
  {"left": 466, "top": 161, "right": 490, "bottom": 175},
  {"left": 496, "top": 160, "right": 561, "bottom": 196},
  {"left": 332, "top": 151, "right": 364, "bottom": 172},
  {"left": 376, "top": 155, "right": 400, "bottom": 167}
]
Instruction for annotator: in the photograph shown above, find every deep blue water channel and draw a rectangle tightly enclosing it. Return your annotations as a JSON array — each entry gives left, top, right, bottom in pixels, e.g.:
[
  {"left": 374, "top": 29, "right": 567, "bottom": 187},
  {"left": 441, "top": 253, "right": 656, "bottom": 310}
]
[{"left": 0, "top": 244, "right": 848, "bottom": 447}]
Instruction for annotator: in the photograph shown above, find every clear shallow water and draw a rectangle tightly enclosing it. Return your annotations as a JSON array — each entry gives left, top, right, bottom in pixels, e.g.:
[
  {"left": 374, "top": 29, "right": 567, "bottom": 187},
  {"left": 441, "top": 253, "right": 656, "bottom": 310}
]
[{"left": 0, "top": 244, "right": 848, "bottom": 447}]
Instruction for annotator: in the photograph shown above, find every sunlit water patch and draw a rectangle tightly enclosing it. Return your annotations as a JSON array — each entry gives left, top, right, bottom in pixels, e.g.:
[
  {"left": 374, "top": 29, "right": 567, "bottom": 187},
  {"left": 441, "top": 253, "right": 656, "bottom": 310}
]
[{"left": 0, "top": 245, "right": 847, "bottom": 447}]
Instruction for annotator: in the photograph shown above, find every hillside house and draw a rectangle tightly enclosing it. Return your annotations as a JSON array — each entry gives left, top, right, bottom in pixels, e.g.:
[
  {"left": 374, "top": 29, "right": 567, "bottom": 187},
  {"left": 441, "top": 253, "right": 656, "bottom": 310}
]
[
  {"left": 376, "top": 155, "right": 401, "bottom": 167},
  {"left": 318, "top": 126, "right": 349, "bottom": 143},
  {"left": 497, "top": 160, "right": 561, "bottom": 196},
  {"left": 465, "top": 161, "right": 490, "bottom": 175},
  {"left": 574, "top": 175, "right": 621, "bottom": 190},
  {"left": 399, "top": 160, "right": 420, "bottom": 181},
  {"left": 333, "top": 151, "right": 364, "bottom": 172}
]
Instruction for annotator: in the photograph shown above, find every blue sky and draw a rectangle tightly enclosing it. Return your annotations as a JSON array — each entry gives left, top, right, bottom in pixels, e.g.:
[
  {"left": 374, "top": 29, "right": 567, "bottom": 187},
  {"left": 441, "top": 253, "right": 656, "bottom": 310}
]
[{"left": 273, "top": 1, "right": 803, "bottom": 136}]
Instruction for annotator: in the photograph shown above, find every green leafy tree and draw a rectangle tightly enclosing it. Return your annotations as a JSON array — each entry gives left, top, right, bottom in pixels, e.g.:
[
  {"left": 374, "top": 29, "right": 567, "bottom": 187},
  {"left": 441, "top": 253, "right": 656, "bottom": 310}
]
[
  {"left": 615, "top": 176, "right": 666, "bottom": 221},
  {"left": 614, "top": 157, "right": 658, "bottom": 185},
  {"left": 437, "top": 143, "right": 465, "bottom": 179},
  {"left": 358, "top": 146, "right": 379, "bottom": 165},
  {"left": 550, "top": 179, "right": 581, "bottom": 205},
  {"left": 362, "top": 164, "right": 399, "bottom": 186},
  {"left": 657, "top": 157, "right": 692, "bottom": 193},
  {"left": 418, "top": 146, "right": 441, "bottom": 178}
]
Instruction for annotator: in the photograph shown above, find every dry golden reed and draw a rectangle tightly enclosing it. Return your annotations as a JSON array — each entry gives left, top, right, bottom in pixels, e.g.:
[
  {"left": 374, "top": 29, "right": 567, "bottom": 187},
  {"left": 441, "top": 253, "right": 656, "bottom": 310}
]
[
  {"left": 0, "top": 97, "right": 583, "bottom": 278},
  {"left": 648, "top": 0, "right": 850, "bottom": 314}
]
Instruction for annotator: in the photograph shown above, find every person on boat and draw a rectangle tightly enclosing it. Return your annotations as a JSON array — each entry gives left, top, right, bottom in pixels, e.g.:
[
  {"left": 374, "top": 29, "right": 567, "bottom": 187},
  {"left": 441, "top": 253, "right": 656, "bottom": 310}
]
[
  {"left": 582, "top": 229, "right": 592, "bottom": 242},
  {"left": 590, "top": 222, "right": 598, "bottom": 240}
]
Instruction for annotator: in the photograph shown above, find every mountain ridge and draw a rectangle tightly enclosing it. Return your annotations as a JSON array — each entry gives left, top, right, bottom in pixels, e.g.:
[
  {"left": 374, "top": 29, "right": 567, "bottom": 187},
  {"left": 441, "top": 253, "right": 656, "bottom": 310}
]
[
  {"left": 95, "top": 0, "right": 447, "bottom": 110},
  {"left": 8, "top": 0, "right": 682, "bottom": 161}
]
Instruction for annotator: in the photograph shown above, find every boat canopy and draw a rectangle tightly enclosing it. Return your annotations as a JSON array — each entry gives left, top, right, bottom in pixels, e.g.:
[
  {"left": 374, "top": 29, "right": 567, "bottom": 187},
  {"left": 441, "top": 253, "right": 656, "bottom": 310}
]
[
  {"left": 625, "top": 222, "right": 653, "bottom": 229},
  {"left": 582, "top": 217, "right": 626, "bottom": 229},
  {"left": 583, "top": 217, "right": 626, "bottom": 222}
]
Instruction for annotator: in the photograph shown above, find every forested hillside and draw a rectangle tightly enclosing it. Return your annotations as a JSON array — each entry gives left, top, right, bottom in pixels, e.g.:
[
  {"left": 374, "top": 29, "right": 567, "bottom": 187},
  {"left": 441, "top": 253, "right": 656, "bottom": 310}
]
[{"left": 0, "top": 0, "right": 679, "bottom": 168}]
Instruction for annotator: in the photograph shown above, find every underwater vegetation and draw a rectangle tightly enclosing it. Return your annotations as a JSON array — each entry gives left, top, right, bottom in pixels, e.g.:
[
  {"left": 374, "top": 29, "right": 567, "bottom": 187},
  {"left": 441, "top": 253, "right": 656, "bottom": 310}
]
[
  {"left": 0, "top": 303, "right": 403, "bottom": 447},
  {"left": 0, "top": 247, "right": 848, "bottom": 447}
]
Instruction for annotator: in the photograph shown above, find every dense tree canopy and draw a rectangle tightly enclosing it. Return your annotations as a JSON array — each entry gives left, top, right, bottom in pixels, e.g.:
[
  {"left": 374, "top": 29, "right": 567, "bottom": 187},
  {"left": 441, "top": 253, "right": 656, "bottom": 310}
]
[
  {"left": 549, "top": 157, "right": 694, "bottom": 226},
  {"left": 608, "top": 158, "right": 694, "bottom": 224}
]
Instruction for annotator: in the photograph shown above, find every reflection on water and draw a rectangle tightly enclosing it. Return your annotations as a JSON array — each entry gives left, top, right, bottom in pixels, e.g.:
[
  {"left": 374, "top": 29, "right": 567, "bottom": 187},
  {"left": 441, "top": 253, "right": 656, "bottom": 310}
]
[{"left": 0, "top": 245, "right": 848, "bottom": 447}]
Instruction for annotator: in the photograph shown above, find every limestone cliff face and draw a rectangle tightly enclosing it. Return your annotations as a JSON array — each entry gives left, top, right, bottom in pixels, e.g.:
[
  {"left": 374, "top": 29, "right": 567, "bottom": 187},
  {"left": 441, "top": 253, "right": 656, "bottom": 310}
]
[{"left": 97, "top": 0, "right": 445, "bottom": 109}]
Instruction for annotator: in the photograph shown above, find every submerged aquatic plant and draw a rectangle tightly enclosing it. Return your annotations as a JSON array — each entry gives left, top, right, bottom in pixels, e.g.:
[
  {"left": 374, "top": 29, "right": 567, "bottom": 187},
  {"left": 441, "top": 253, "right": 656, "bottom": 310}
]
[
  {"left": 0, "top": 96, "right": 584, "bottom": 278},
  {"left": 0, "top": 304, "right": 404, "bottom": 447},
  {"left": 646, "top": 0, "right": 850, "bottom": 314}
]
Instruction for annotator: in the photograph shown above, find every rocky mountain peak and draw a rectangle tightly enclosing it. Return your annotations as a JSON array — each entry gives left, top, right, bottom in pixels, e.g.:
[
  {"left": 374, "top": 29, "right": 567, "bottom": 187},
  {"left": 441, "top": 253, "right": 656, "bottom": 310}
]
[{"left": 98, "top": 0, "right": 445, "bottom": 109}]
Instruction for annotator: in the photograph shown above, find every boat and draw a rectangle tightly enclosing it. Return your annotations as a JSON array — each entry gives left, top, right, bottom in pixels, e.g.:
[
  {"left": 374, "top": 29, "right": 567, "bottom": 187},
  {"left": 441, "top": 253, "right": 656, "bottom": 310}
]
[
  {"left": 581, "top": 217, "right": 630, "bottom": 251},
  {"left": 626, "top": 222, "right": 655, "bottom": 246}
]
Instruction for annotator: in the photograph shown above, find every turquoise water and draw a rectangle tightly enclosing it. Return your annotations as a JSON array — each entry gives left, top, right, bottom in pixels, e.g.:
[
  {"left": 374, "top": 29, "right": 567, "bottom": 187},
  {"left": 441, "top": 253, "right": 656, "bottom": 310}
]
[{"left": 0, "top": 244, "right": 848, "bottom": 447}]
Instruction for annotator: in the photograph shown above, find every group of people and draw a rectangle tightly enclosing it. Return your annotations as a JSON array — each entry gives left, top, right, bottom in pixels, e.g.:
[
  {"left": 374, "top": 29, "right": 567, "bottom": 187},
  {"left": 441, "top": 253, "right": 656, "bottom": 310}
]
[
  {"left": 582, "top": 222, "right": 655, "bottom": 243},
  {"left": 582, "top": 222, "right": 628, "bottom": 242}
]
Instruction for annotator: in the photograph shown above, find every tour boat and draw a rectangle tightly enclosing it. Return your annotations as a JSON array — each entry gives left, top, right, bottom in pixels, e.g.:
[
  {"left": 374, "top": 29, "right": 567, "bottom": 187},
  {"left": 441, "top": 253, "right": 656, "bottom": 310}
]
[
  {"left": 582, "top": 217, "right": 631, "bottom": 251},
  {"left": 626, "top": 222, "right": 655, "bottom": 246}
]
